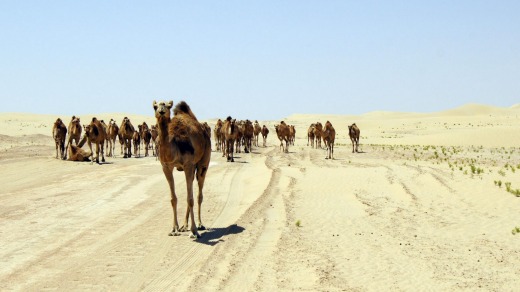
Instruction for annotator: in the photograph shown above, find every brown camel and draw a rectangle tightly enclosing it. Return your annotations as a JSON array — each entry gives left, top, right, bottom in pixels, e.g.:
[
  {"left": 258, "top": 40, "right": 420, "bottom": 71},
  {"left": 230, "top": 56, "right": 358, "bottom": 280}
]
[
  {"left": 288, "top": 125, "right": 296, "bottom": 146},
  {"left": 140, "top": 122, "right": 152, "bottom": 157},
  {"left": 323, "top": 121, "right": 336, "bottom": 159},
  {"left": 213, "top": 119, "right": 223, "bottom": 152},
  {"left": 106, "top": 119, "right": 119, "bottom": 157},
  {"left": 307, "top": 123, "right": 315, "bottom": 147},
  {"left": 63, "top": 116, "right": 82, "bottom": 160},
  {"left": 223, "top": 116, "right": 238, "bottom": 162},
  {"left": 242, "top": 119, "right": 254, "bottom": 153},
  {"left": 153, "top": 100, "right": 211, "bottom": 238},
  {"left": 261, "top": 125, "right": 269, "bottom": 147},
  {"left": 313, "top": 122, "right": 323, "bottom": 148},
  {"left": 83, "top": 117, "right": 107, "bottom": 164},
  {"left": 52, "top": 118, "right": 67, "bottom": 159},
  {"left": 119, "top": 117, "right": 135, "bottom": 158},
  {"left": 253, "top": 120, "right": 261, "bottom": 147},
  {"left": 133, "top": 126, "right": 141, "bottom": 158},
  {"left": 275, "top": 121, "right": 290, "bottom": 153},
  {"left": 348, "top": 123, "right": 361, "bottom": 153}
]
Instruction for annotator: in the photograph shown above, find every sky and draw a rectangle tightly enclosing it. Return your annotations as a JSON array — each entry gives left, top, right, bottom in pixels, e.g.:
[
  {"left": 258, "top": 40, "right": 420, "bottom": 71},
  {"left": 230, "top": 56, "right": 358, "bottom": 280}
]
[{"left": 0, "top": 1, "right": 519, "bottom": 120}]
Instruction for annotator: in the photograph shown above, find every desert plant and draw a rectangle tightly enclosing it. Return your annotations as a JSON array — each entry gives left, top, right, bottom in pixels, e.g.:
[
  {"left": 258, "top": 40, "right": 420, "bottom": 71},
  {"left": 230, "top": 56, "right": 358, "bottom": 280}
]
[{"left": 295, "top": 220, "right": 301, "bottom": 227}]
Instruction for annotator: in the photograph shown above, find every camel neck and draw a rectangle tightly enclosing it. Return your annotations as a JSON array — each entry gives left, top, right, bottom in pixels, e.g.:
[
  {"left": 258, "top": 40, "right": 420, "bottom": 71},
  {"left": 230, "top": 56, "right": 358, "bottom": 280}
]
[{"left": 157, "top": 116, "right": 170, "bottom": 142}]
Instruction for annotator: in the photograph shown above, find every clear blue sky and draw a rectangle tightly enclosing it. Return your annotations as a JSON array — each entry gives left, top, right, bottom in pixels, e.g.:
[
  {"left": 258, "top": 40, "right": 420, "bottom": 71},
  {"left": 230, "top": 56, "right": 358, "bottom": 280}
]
[{"left": 1, "top": 1, "right": 518, "bottom": 120}]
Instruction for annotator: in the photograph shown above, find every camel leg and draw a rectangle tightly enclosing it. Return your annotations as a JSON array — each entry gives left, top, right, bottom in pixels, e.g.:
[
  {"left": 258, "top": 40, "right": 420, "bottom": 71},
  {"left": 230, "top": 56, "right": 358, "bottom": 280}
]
[
  {"left": 87, "top": 141, "right": 94, "bottom": 164},
  {"left": 100, "top": 142, "right": 105, "bottom": 163},
  {"left": 183, "top": 164, "right": 199, "bottom": 238},
  {"left": 195, "top": 164, "right": 208, "bottom": 230},
  {"left": 163, "top": 164, "right": 180, "bottom": 236}
]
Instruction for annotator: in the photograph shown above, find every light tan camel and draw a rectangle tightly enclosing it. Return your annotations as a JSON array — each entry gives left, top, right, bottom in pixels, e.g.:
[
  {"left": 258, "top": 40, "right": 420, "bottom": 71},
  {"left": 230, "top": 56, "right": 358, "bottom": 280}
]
[
  {"left": 153, "top": 100, "right": 211, "bottom": 238},
  {"left": 253, "top": 120, "right": 261, "bottom": 147},
  {"left": 323, "top": 121, "right": 336, "bottom": 159},
  {"left": 307, "top": 123, "right": 315, "bottom": 147},
  {"left": 213, "top": 119, "right": 223, "bottom": 152},
  {"left": 313, "top": 122, "right": 323, "bottom": 148},
  {"left": 106, "top": 119, "right": 119, "bottom": 157},
  {"left": 53, "top": 118, "right": 67, "bottom": 159},
  {"left": 348, "top": 123, "right": 360, "bottom": 153},
  {"left": 223, "top": 116, "right": 238, "bottom": 162},
  {"left": 261, "top": 125, "right": 269, "bottom": 147},
  {"left": 67, "top": 134, "right": 91, "bottom": 162},
  {"left": 119, "top": 117, "right": 135, "bottom": 158},
  {"left": 235, "top": 120, "right": 244, "bottom": 154},
  {"left": 63, "top": 116, "right": 82, "bottom": 160},
  {"left": 275, "top": 121, "right": 290, "bottom": 153},
  {"left": 242, "top": 119, "right": 254, "bottom": 153},
  {"left": 151, "top": 124, "right": 158, "bottom": 157},
  {"left": 83, "top": 117, "right": 107, "bottom": 164}
]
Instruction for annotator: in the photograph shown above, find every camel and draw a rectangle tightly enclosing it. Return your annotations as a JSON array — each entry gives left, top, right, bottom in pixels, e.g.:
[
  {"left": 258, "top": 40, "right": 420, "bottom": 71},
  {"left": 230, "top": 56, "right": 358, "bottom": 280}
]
[
  {"left": 213, "top": 119, "right": 223, "bottom": 152},
  {"left": 133, "top": 126, "right": 141, "bottom": 158},
  {"left": 63, "top": 116, "right": 82, "bottom": 160},
  {"left": 52, "top": 118, "right": 67, "bottom": 159},
  {"left": 313, "top": 122, "right": 323, "bottom": 148},
  {"left": 151, "top": 124, "right": 158, "bottom": 157},
  {"left": 275, "top": 121, "right": 290, "bottom": 153},
  {"left": 83, "top": 117, "right": 107, "bottom": 164},
  {"left": 242, "top": 119, "right": 254, "bottom": 153},
  {"left": 235, "top": 120, "right": 244, "bottom": 154},
  {"left": 261, "top": 125, "right": 269, "bottom": 147},
  {"left": 323, "top": 121, "right": 336, "bottom": 159},
  {"left": 253, "top": 120, "right": 261, "bottom": 147},
  {"left": 307, "top": 123, "right": 315, "bottom": 147},
  {"left": 119, "top": 117, "right": 135, "bottom": 158},
  {"left": 106, "top": 119, "right": 119, "bottom": 157},
  {"left": 153, "top": 100, "right": 211, "bottom": 238},
  {"left": 348, "top": 123, "right": 361, "bottom": 153},
  {"left": 140, "top": 122, "right": 152, "bottom": 157},
  {"left": 223, "top": 116, "right": 238, "bottom": 162},
  {"left": 288, "top": 125, "right": 296, "bottom": 146},
  {"left": 67, "top": 133, "right": 91, "bottom": 162}
]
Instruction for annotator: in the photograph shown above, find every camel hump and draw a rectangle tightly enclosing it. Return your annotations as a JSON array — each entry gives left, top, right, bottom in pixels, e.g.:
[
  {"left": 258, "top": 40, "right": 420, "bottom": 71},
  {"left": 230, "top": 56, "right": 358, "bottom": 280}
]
[{"left": 174, "top": 101, "right": 198, "bottom": 121}]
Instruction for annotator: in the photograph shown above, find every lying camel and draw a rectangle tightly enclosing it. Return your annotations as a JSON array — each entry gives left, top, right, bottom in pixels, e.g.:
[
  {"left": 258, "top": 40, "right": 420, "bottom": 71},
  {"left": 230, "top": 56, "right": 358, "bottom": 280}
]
[
  {"left": 67, "top": 134, "right": 91, "bottom": 162},
  {"left": 153, "top": 100, "right": 211, "bottom": 238},
  {"left": 53, "top": 118, "right": 67, "bottom": 159},
  {"left": 348, "top": 123, "right": 360, "bottom": 153}
]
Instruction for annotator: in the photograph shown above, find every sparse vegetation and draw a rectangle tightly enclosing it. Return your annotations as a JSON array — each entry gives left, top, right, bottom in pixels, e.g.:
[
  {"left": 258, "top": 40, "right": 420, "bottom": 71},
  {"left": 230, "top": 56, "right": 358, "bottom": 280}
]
[{"left": 295, "top": 220, "right": 301, "bottom": 227}]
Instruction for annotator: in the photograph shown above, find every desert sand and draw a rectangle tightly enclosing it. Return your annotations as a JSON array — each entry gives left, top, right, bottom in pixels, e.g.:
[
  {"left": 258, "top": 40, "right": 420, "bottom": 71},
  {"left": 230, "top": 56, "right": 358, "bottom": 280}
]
[{"left": 1, "top": 104, "right": 519, "bottom": 291}]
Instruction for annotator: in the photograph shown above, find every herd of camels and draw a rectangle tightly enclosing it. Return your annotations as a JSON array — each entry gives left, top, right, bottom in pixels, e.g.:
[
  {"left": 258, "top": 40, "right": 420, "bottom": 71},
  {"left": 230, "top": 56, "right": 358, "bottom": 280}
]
[{"left": 52, "top": 101, "right": 361, "bottom": 238}]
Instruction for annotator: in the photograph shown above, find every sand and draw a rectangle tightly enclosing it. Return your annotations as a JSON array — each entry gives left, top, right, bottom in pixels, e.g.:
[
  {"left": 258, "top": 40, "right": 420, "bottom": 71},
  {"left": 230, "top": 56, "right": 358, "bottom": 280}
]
[{"left": 1, "top": 104, "right": 519, "bottom": 291}]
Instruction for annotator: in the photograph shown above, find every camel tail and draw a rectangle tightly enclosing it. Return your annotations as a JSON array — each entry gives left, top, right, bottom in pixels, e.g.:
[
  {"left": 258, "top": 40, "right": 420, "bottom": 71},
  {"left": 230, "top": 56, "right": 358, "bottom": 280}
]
[{"left": 174, "top": 101, "right": 198, "bottom": 121}]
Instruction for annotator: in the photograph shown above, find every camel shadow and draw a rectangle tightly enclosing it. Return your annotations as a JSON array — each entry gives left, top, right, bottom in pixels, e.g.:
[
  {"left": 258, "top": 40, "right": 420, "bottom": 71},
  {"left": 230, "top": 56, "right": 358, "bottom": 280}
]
[{"left": 196, "top": 224, "right": 245, "bottom": 246}]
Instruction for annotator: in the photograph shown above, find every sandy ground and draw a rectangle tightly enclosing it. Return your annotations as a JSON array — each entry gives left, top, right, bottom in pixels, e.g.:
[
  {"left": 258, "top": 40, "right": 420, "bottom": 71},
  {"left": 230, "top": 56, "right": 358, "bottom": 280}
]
[{"left": 1, "top": 104, "right": 520, "bottom": 291}]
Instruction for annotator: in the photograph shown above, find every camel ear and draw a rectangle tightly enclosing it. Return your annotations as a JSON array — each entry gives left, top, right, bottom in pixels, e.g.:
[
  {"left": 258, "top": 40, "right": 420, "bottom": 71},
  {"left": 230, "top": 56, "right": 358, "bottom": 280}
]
[
  {"left": 167, "top": 100, "right": 173, "bottom": 108},
  {"left": 153, "top": 100, "right": 158, "bottom": 110}
]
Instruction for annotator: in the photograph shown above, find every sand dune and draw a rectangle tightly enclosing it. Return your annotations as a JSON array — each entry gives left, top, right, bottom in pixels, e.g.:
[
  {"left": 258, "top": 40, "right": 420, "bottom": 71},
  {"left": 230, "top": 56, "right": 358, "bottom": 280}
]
[{"left": 1, "top": 104, "right": 519, "bottom": 291}]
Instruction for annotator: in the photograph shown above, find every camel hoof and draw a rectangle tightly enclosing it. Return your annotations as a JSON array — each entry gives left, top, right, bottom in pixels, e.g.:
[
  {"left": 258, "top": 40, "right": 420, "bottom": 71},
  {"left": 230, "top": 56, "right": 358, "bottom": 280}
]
[
  {"left": 190, "top": 232, "right": 201, "bottom": 239},
  {"left": 168, "top": 230, "right": 180, "bottom": 236},
  {"left": 198, "top": 225, "right": 206, "bottom": 231},
  {"left": 179, "top": 225, "right": 188, "bottom": 232}
]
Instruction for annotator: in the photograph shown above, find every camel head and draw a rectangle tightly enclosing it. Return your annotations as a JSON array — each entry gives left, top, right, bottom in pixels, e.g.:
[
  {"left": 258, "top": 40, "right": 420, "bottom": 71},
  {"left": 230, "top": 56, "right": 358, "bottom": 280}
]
[
  {"left": 153, "top": 100, "right": 173, "bottom": 119},
  {"left": 55, "top": 118, "right": 63, "bottom": 126}
]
